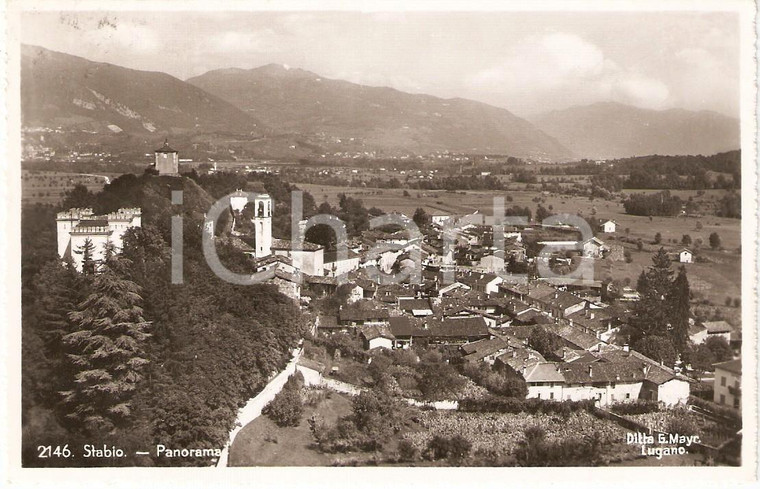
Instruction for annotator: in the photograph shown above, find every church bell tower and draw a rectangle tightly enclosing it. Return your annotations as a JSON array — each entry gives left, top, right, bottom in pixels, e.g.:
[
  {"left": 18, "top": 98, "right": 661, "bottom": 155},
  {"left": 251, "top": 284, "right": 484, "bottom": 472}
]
[{"left": 252, "top": 193, "right": 273, "bottom": 258}]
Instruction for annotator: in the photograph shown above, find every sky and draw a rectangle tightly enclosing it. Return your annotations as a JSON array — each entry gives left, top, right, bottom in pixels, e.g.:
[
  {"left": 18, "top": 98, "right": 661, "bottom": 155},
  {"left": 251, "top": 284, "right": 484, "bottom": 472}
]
[{"left": 20, "top": 10, "right": 740, "bottom": 118}]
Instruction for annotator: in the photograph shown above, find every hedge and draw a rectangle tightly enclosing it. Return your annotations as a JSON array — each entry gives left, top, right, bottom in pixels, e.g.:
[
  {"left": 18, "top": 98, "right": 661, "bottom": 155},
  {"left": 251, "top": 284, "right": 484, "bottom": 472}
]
[{"left": 458, "top": 396, "right": 595, "bottom": 415}]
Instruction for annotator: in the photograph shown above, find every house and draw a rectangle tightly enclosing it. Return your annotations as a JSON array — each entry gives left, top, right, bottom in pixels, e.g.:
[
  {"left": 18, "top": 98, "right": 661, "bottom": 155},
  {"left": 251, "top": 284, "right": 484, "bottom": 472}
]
[
  {"left": 597, "top": 349, "right": 692, "bottom": 406},
  {"left": 388, "top": 316, "right": 419, "bottom": 349},
  {"left": 688, "top": 322, "right": 708, "bottom": 344},
  {"left": 337, "top": 308, "right": 390, "bottom": 327},
  {"left": 271, "top": 238, "right": 324, "bottom": 276},
  {"left": 494, "top": 347, "right": 545, "bottom": 373},
  {"left": 323, "top": 249, "right": 361, "bottom": 277},
  {"left": 346, "top": 284, "right": 364, "bottom": 304},
  {"left": 547, "top": 290, "right": 587, "bottom": 319},
  {"left": 522, "top": 362, "right": 566, "bottom": 401},
  {"left": 431, "top": 215, "right": 452, "bottom": 226},
  {"left": 358, "top": 324, "right": 395, "bottom": 350},
  {"left": 600, "top": 220, "right": 617, "bottom": 233},
  {"left": 316, "top": 315, "right": 347, "bottom": 334},
  {"left": 458, "top": 272, "right": 503, "bottom": 295},
  {"left": 713, "top": 358, "right": 741, "bottom": 410},
  {"left": 271, "top": 269, "right": 301, "bottom": 301},
  {"left": 702, "top": 321, "right": 733, "bottom": 343},
  {"left": 582, "top": 237, "right": 608, "bottom": 258},
  {"left": 545, "top": 322, "right": 606, "bottom": 352},
  {"left": 477, "top": 254, "right": 506, "bottom": 274},
  {"left": 512, "top": 348, "right": 692, "bottom": 406},
  {"left": 438, "top": 281, "right": 471, "bottom": 297},
  {"left": 678, "top": 249, "right": 693, "bottom": 264},
  {"left": 398, "top": 297, "right": 434, "bottom": 317},
  {"left": 423, "top": 316, "right": 491, "bottom": 344},
  {"left": 460, "top": 337, "right": 509, "bottom": 364}
]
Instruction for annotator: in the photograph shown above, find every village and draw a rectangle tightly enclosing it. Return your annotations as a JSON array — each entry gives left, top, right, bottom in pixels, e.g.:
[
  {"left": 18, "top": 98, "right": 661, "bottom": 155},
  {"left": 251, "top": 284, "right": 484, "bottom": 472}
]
[{"left": 44, "top": 141, "right": 743, "bottom": 467}]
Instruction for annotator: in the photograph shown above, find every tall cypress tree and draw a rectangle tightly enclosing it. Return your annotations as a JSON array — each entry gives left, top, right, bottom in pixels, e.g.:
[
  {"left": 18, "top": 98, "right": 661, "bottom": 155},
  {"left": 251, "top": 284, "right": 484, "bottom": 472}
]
[
  {"left": 61, "top": 245, "right": 151, "bottom": 433},
  {"left": 630, "top": 248, "right": 674, "bottom": 340},
  {"left": 668, "top": 265, "right": 691, "bottom": 353}
]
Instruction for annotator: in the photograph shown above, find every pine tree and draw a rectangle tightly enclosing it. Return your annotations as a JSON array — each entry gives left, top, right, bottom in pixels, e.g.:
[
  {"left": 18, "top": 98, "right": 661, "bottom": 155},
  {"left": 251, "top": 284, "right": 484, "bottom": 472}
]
[
  {"left": 74, "top": 238, "right": 97, "bottom": 276},
  {"left": 668, "top": 265, "right": 691, "bottom": 353},
  {"left": 61, "top": 245, "right": 151, "bottom": 433}
]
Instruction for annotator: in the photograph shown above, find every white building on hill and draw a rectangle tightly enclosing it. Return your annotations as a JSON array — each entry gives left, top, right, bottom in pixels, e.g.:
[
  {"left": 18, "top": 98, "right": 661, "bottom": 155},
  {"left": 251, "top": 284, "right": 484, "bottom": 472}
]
[{"left": 56, "top": 207, "right": 142, "bottom": 271}]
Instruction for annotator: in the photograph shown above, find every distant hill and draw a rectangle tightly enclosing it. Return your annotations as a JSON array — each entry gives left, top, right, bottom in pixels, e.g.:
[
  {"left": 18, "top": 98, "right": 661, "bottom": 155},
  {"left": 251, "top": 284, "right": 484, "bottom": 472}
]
[
  {"left": 186, "top": 64, "right": 572, "bottom": 160},
  {"left": 21, "top": 45, "right": 263, "bottom": 137},
  {"left": 531, "top": 102, "right": 740, "bottom": 160}
]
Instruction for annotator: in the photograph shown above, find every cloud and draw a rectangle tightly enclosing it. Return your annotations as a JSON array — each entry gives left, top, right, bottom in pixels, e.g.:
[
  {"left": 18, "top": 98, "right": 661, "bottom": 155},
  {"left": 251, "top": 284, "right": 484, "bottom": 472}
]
[
  {"left": 466, "top": 32, "right": 671, "bottom": 112},
  {"left": 209, "top": 29, "right": 283, "bottom": 53}
]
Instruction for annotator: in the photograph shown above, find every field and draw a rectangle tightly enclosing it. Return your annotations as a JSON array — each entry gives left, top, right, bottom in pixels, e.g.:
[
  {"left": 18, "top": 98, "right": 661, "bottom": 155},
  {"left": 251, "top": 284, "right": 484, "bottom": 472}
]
[
  {"left": 228, "top": 390, "right": 355, "bottom": 466},
  {"left": 297, "top": 182, "right": 741, "bottom": 313},
  {"left": 402, "top": 409, "right": 639, "bottom": 464},
  {"left": 22, "top": 170, "right": 113, "bottom": 206}
]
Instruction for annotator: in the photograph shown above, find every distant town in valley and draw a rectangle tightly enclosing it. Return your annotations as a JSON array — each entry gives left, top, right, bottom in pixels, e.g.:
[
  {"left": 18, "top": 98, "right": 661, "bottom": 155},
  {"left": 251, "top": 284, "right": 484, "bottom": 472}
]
[{"left": 19, "top": 12, "right": 744, "bottom": 470}]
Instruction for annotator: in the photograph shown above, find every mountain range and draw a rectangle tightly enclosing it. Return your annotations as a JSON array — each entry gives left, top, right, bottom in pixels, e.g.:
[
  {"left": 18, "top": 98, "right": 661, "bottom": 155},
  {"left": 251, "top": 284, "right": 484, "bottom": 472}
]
[
  {"left": 530, "top": 102, "right": 740, "bottom": 160},
  {"left": 21, "top": 45, "right": 262, "bottom": 137},
  {"left": 21, "top": 45, "right": 740, "bottom": 161},
  {"left": 186, "top": 64, "right": 571, "bottom": 159}
]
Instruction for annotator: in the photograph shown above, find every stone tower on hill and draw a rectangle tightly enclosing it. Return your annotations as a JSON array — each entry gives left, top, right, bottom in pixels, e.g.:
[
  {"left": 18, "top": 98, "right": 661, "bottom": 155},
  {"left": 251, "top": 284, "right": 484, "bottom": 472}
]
[{"left": 154, "top": 139, "right": 179, "bottom": 175}]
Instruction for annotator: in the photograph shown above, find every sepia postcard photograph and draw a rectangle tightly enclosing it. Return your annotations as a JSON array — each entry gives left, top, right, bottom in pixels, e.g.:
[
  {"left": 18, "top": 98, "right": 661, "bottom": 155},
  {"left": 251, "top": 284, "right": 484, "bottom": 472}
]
[{"left": 2, "top": 1, "right": 758, "bottom": 488}]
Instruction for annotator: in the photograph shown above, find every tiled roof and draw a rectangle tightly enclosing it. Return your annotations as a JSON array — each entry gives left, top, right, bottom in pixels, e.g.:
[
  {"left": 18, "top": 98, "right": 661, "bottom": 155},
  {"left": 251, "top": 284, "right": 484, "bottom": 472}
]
[
  {"left": 714, "top": 358, "right": 741, "bottom": 376},
  {"left": 271, "top": 238, "right": 323, "bottom": 252},
  {"left": 338, "top": 308, "right": 390, "bottom": 323},
  {"left": 702, "top": 321, "right": 733, "bottom": 334},
  {"left": 388, "top": 316, "right": 419, "bottom": 337},
  {"left": 359, "top": 324, "right": 395, "bottom": 341},
  {"left": 495, "top": 347, "right": 545, "bottom": 371},
  {"left": 552, "top": 291, "right": 586, "bottom": 310},
  {"left": 155, "top": 139, "right": 177, "bottom": 153},
  {"left": 324, "top": 249, "right": 360, "bottom": 263},
  {"left": 398, "top": 298, "right": 433, "bottom": 312},
  {"left": 425, "top": 316, "right": 489, "bottom": 338},
  {"left": 460, "top": 337, "right": 508, "bottom": 357},
  {"left": 561, "top": 361, "right": 646, "bottom": 384},
  {"left": 545, "top": 323, "right": 602, "bottom": 350},
  {"left": 524, "top": 362, "right": 566, "bottom": 383}
]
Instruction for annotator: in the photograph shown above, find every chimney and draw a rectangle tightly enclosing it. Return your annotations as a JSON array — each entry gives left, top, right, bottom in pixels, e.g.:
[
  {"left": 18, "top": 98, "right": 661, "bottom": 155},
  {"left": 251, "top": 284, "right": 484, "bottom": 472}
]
[
  {"left": 588, "top": 365, "right": 593, "bottom": 377},
  {"left": 569, "top": 319, "right": 573, "bottom": 327},
  {"left": 590, "top": 312, "right": 595, "bottom": 320},
  {"left": 623, "top": 344, "right": 630, "bottom": 353}
]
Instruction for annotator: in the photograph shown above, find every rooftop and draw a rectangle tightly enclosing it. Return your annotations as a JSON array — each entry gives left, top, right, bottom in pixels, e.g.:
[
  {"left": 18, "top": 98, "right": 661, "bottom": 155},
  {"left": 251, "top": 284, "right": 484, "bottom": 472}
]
[{"left": 714, "top": 358, "right": 741, "bottom": 376}]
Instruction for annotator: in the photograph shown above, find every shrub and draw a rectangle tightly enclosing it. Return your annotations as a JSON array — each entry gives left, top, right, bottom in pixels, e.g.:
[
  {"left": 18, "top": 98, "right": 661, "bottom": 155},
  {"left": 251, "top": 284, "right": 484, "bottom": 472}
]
[
  {"left": 263, "top": 388, "right": 303, "bottom": 427},
  {"left": 398, "top": 439, "right": 418, "bottom": 462},
  {"left": 426, "top": 434, "right": 472, "bottom": 462}
]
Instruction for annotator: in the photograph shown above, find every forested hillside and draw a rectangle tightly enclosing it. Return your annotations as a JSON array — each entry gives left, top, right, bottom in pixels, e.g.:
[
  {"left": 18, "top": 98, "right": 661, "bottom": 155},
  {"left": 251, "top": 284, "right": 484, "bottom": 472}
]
[{"left": 22, "top": 172, "right": 308, "bottom": 467}]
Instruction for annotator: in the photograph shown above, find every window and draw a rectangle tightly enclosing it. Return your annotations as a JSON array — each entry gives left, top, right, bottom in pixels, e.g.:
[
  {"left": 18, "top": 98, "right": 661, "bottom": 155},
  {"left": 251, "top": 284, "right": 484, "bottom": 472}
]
[
  {"left": 537, "top": 393, "right": 541, "bottom": 399},
  {"left": 721, "top": 376, "right": 726, "bottom": 387},
  {"left": 734, "top": 398, "right": 740, "bottom": 409},
  {"left": 720, "top": 394, "right": 726, "bottom": 405},
  {"left": 626, "top": 393, "right": 631, "bottom": 399},
  {"left": 550, "top": 392, "right": 554, "bottom": 400}
]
